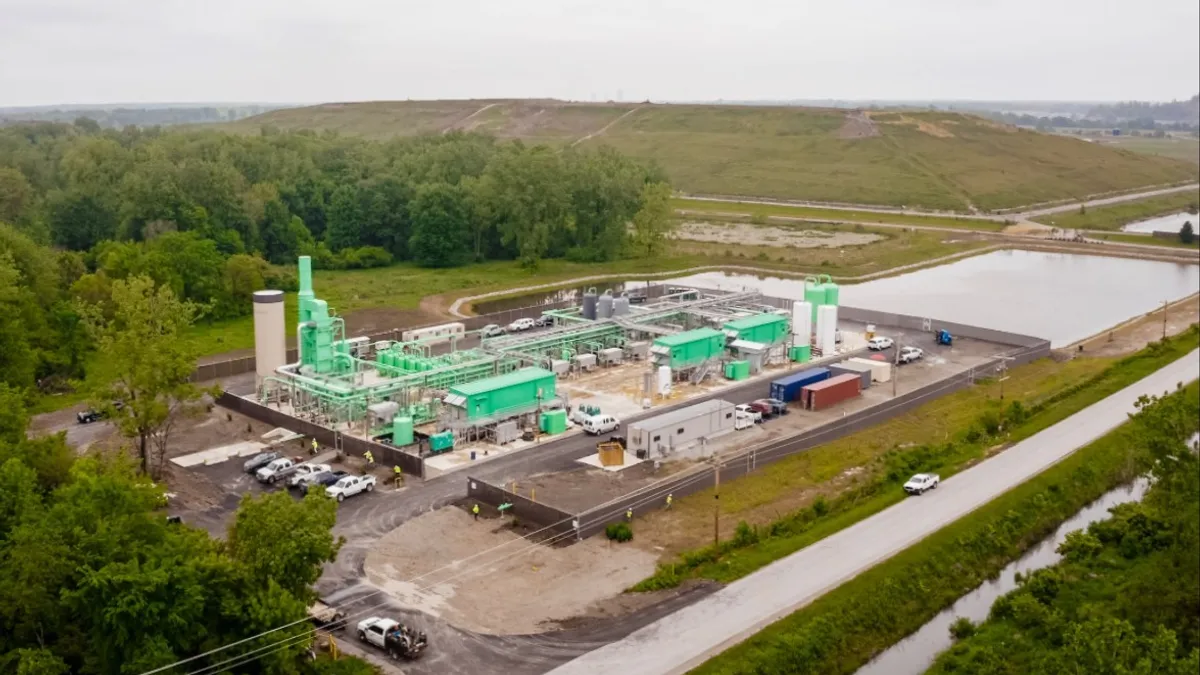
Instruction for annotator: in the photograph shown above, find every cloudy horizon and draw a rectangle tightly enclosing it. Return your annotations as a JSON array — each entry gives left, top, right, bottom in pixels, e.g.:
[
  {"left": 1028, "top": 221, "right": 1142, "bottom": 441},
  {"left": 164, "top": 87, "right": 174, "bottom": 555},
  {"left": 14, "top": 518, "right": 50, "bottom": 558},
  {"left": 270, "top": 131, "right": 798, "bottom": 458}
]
[{"left": 2, "top": 0, "right": 1197, "bottom": 107}]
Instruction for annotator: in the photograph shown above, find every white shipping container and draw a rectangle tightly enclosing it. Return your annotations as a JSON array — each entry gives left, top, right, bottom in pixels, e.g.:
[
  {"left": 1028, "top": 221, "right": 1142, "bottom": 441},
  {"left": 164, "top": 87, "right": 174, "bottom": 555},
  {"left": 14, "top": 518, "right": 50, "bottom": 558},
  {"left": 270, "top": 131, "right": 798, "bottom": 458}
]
[
  {"left": 628, "top": 399, "right": 737, "bottom": 457},
  {"left": 848, "top": 356, "right": 893, "bottom": 383}
]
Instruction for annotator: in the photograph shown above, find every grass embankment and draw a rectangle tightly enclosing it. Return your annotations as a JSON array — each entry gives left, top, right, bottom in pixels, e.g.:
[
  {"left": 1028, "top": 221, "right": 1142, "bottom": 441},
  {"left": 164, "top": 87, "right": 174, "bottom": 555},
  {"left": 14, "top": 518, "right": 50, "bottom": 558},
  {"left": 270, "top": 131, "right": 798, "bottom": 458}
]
[
  {"left": 672, "top": 197, "right": 1007, "bottom": 231},
  {"left": 691, "top": 378, "right": 1199, "bottom": 675},
  {"left": 632, "top": 324, "right": 1200, "bottom": 590},
  {"left": 1089, "top": 231, "right": 1200, "bottom": 249},
  {"left": 1033, "top": 190, "right": 1199, "bottom": 231},
  {"left": 230, "top": 101, "right": 1198, "bottom": 211},
  {"left": 1099, "top": 135, "right": 1200, "bottom": 164}
]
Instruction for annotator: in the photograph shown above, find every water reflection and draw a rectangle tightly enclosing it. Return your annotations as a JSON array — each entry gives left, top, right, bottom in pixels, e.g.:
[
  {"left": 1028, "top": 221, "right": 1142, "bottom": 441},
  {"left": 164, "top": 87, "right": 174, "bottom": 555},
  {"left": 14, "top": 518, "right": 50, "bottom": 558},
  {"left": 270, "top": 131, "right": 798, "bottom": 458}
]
[
  {"left": 1122, "top": 212, "right": 1198, "bottom": 234},
  {"left": 855, "top": 478, "right": 1150, "bottom": 675}
]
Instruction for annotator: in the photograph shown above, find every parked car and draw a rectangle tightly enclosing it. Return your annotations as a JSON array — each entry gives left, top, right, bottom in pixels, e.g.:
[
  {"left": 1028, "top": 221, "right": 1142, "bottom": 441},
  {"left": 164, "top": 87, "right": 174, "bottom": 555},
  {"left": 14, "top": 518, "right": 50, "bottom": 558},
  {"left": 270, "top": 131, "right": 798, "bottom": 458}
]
[
  {"left": 747, "top": 400, "right": 775, "bottom": 419},
  {"left": 734, "top": 404, "right": 762, "bottom": 423},
  {"left": 243, "top": 451, "right": 282, "bottom": 474},
  {"left": 534, "top": 314, "right": 554, "bottom": 327},
  {"left": 289, "top": 463, "right": 333, "bottom": 488},
  {"left": 357, "top": 617, "right": 428, "bottom": 660},
  {"left": 582, "top": 414, "right": 620, "bottom": 435},
  {"left": 904, "top": 473, "right": 940, "bottom": 495},
  {"left": 867, "top": 336, "right": 894, "bottom": 351},
  {"left": 301, "top": 469, "right": 348, "bottom": 495},
  {"left": 308, "top": 600, "right": 347, "bottom": 631},
  {"left": 77, "top": 401, "right": 123, "bottom": 424},
  {"left": 256, "top": 457, "right": 301, "bottom": 484},
  {"left": 326, "top": 474, "right": 376, "bottom": 502},
  {"left": 507, "top": 317, "right": 536, "bottom": 332},
  {"left": 763, "top": 398, "right": 789, "bottom": 415},
  {"left": 480, "top": 324, "right": 505, "bottom": 338},
  {"left": 898, "top": 346, "right": 924, "bottom": 364}
]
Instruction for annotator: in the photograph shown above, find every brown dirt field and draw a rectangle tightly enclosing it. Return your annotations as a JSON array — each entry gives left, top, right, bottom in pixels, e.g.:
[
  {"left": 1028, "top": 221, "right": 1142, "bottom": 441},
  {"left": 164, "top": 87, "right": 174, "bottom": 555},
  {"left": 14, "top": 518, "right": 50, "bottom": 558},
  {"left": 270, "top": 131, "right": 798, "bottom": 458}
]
[
  {"left": 363, "top": 507, "right": 658, "bottom": 634},
  {"left": 1072, "top": 292, "right": 1199, "bottom": 357},
  {"left": 837, "top": 111, "right": 880, "bottom": 139}
]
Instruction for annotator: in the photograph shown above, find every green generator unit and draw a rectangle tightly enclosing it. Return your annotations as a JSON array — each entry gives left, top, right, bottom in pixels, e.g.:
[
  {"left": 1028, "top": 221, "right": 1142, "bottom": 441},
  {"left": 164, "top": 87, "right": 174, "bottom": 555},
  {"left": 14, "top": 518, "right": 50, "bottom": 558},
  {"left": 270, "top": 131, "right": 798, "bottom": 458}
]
[
  {"left": 723, "top": 313, "right": 789, "bottom": 346},
  {"left": 540, "top": 409, "right": 568, "bottom": 435},
  {"left": 392, "top": 416, "right": 414, "bottom": 446},
  {"left": 724, "top": 360, "right": 751, "bottom": 380},
  {"left": 445, "top": 367, "right": 557, "bottom": 422},
  {"left": 652, "top": 328, "right": 726, "bottom": 369},
  {"left": 429, "top": 431, "right": 455, "bottom": 454},
  {"left": 789, "top": 345, "right": 812, "bottom": 363}
]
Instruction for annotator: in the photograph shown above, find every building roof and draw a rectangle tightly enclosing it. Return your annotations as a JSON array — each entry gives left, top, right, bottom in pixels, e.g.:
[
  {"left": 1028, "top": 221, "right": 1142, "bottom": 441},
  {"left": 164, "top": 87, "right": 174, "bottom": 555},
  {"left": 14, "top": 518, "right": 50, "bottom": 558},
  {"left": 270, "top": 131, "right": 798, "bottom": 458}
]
[
  {"left": 629, "top": 399, "right": 734, "bottom": 431},
  {"left": 448, "top": 367, "right": 555, "bottom": 397},
  {"left": 652, "top": 327, "right": 725, "bottom": 348},
  {"left": 723, "top": 312, "right": 788, "bottom": 331}
]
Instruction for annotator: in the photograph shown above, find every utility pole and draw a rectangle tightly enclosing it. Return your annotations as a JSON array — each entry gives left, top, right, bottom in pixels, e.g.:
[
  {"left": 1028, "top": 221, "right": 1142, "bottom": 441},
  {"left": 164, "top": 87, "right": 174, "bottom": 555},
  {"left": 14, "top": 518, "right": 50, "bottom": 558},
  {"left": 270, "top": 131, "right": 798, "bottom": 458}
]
[
  {"left": 1162, "top": 299, "right": 1168, "bottom": 340},
  {"left": 891, "top": 332, "right": 904, "bottom": 398},
  {"left": 994, "top": 355, "right": 1014, "bottom": 399},
  {"left": 713, "top": 459, "right": 721, "bottom": 547}
]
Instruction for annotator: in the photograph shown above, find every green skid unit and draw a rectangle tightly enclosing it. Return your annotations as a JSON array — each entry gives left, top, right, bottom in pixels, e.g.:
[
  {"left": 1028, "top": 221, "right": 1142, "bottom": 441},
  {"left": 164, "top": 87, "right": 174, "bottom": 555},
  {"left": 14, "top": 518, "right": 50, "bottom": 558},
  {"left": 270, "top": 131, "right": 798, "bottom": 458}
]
[
  {"left": 429, "top": 431, "right": 455, "bottom": 454},
  {"left": 724, "top": 360, "right": 750, "bottom": 380},
  {"left": 789, "top": 345, "right": 812, "bottom": 363},
  {"left": 540, "top": 409, "right": 568, "bottom": 435}
]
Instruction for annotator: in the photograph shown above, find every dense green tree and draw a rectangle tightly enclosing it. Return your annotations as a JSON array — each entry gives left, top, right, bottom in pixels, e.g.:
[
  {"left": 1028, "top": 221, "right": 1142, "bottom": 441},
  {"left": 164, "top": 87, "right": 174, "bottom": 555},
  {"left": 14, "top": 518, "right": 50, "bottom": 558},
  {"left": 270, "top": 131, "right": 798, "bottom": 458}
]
[
  {"left": 82, "top": 276, "right": 205, "bottom": 477},
  {"left": 630, "top": 181, "right": 675, "bottom": 256},
  {"left": 228, "top": 491, "right": 342, "bottom": 600},
  {"left": 0, "top": 167, "right": 32, "bottom": 225},
  {"left": 324, "top": 184, "right": 363, "bottom": 252},
  {"left": 1180, "top": 221, "right": 1195, "bottom": 244},
  {"left": 408, "top": 182, "right": 473, "bottom": 267}
]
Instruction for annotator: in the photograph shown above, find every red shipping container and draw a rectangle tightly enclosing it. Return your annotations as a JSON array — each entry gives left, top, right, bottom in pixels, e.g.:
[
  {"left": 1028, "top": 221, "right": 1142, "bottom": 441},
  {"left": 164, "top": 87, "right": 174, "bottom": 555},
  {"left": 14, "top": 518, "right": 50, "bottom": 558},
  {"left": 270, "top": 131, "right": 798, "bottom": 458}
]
[{"left": 801, "top": 373, "right": 861, "bottom": 410}]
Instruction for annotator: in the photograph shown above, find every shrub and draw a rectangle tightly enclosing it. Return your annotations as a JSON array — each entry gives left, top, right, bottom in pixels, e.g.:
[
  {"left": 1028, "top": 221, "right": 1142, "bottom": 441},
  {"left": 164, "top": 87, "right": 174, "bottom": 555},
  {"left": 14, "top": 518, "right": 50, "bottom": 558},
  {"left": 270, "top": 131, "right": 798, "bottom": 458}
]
[
  {"left": 949, "top": 617, "right": 977, "bottom": 641},
  {"left": 812, "top": 496, "right": 830, "bottom": 517},
  {"left": 606, "top": 522, "right": 633, "bottom": 542},
  {"left": 336, "top": 246, "right": 393, "bottom": 269},
  {"left": 733, "top": 521, "right": 760, "bottom": 547}
]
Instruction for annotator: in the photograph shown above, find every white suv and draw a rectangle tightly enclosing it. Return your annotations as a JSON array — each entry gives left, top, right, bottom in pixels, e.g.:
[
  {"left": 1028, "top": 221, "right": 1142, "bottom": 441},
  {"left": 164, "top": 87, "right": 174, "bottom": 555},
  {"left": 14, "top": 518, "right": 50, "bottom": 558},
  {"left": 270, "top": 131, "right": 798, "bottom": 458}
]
[
  {"left": 734, "top": 404, "right": 762, "bottom": 423},
  {"left": 898, "top": 346, "right": 924, "bottom": 364},
  {"left": 507, "top": 318, "right": 535, "bottom": 332},
  {"left": 868, "top": 336, "right": 894, "bottom": 350}
]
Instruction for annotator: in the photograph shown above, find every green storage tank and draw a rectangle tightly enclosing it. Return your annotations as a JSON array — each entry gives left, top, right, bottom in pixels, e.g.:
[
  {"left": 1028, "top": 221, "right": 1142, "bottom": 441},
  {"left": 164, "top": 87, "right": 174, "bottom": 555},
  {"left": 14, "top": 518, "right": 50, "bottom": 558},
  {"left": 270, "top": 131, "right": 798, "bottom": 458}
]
[
  {"left": 652, "top": 328, "right": 727, "bottom": 369},
  {"left": 540, "top": 409, "right": 568, "bottom": 435},
  {"left": 723, "top": 313, "right": 789, "bottom": 345},
  {"left": 789, "top": 345, "right": 812, "bottom": 363},
  {"left": 429, "top": 431, "right": 455, "bottom": 454},
  {"left": 820, "top": 274, "right": 839, "bottom": 306},
  {"left": 392, "top": 416, "right": 414, "bottom": 446},
  {"left": 724, "top": 360, "right": 751, "bottom": 380},
  {"left": 804, "top": 276, "right": 826, "bottom": 322}
]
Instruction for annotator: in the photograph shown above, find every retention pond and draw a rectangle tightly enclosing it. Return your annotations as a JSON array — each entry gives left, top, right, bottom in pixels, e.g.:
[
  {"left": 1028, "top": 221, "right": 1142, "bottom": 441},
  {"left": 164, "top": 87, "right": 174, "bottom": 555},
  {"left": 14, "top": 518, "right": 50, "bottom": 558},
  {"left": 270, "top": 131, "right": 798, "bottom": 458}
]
[{"left": 855, "top": 477, "right": 1150, "bottom": 675}]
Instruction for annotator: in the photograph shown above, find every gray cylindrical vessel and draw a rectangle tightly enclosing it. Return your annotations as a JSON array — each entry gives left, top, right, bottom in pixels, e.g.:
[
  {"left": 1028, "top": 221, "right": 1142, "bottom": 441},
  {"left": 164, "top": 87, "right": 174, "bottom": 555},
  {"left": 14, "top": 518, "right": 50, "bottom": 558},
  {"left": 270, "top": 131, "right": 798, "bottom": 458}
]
[
  {"left": 613, "top": 294, "right": 630, "bottom": 316},
  {"left": 597, "top": 289, "right": 614, "bottom": 319},
  {"left": 582, "top": 287, "right": 598, "bottom": 320}
]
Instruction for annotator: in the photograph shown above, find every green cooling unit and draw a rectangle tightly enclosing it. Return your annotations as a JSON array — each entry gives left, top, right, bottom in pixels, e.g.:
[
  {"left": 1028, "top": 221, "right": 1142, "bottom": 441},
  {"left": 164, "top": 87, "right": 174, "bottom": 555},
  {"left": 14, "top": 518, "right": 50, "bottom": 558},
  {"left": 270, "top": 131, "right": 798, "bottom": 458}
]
[
  {"left": 723, "top": 313, "right": 789, "bottom": 345},
  {"left": 652, "top": 328, "right": 726, "bottom": 369},
  {"left": 444, "top": 367, "right": 557, "bottom": 421}
]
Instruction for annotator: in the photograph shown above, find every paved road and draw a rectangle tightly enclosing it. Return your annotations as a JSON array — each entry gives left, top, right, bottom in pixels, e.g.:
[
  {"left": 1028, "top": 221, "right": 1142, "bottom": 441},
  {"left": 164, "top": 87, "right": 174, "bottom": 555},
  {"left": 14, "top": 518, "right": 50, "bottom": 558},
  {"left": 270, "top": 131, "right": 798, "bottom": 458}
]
[{"left": 548, "top": 350, "right": 1200, "bottom": 675}]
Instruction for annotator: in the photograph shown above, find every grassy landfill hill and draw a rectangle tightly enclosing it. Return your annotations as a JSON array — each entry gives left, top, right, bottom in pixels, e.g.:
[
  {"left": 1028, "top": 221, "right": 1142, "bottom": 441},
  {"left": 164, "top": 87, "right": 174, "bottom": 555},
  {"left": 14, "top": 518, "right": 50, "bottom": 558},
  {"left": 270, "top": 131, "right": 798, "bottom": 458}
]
[{"left": 226, "top": 100, "right": 1198, "bottom": 211}]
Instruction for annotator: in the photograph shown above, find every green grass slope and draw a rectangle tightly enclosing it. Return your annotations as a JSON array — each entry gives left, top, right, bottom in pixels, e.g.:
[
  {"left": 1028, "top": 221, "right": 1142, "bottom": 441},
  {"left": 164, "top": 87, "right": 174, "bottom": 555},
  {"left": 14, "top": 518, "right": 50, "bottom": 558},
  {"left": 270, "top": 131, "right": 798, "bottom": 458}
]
[{"left": 226, "top": 100, "right": 1198, "bottom": 211}]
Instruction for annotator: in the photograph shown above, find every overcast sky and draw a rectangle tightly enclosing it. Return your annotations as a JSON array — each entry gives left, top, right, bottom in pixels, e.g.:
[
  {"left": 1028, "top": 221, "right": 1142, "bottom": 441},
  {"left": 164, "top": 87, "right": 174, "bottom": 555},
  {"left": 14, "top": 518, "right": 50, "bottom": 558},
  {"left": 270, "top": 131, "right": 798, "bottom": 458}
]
[{"left": 1, "top": 0, "right": 1197, "bottom": 106}]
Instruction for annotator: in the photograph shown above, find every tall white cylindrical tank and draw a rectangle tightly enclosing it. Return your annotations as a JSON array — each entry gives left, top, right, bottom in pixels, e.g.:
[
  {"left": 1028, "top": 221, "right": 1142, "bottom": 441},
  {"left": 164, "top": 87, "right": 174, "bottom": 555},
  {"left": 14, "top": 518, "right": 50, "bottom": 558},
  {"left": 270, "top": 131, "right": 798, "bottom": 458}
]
[
  {"left": 792, "top": 301, "right": 812, "bottom": 346},
  {"left": 253, "top": 290, "right": 287, "bottom": 384},
  {"left": 657, "top": 365, "right": 672, "bottom": 396},
  {"left": 816, "top": 305, "right": 838, "bottom": 352}
]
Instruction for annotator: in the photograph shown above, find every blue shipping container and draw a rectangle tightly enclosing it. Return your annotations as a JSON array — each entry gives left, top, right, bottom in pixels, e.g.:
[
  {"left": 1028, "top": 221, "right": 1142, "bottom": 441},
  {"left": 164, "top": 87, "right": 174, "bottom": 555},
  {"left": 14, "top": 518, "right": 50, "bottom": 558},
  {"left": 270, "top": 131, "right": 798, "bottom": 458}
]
[{"left": 770, "top": 367, "right": 831, "bottom": 402}]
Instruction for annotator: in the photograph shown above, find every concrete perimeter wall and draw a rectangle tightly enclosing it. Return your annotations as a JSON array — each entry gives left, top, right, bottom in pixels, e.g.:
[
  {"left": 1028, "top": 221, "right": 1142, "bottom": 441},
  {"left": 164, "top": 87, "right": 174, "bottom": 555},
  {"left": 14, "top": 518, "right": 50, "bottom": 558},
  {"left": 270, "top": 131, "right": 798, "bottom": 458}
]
[
  {"left": 214, "top": 392, "right": 425, "bottom": 478},
  {"left": 466, "top": 476, "right": 578, "bottom": 540}
]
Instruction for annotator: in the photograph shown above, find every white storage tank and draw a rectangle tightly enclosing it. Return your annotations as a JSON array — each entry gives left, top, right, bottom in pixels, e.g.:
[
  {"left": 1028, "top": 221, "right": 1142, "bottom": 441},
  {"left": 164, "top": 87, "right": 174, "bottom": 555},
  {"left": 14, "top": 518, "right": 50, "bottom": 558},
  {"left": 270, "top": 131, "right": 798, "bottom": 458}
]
[
  {"left": 815, "top": 305, "right": 838, "bottom": 352},
  {"left": 792, "top": 301, "right": 812, "bottom": 346},
  {"left": 613, "top": 294, "right": 631, "bottom": 317},
  {"left": 253, "top": 290, "right": 287, "bottom": 386},
  {"left": 657, "top": 365, "right": 672, "bottom": 395}
]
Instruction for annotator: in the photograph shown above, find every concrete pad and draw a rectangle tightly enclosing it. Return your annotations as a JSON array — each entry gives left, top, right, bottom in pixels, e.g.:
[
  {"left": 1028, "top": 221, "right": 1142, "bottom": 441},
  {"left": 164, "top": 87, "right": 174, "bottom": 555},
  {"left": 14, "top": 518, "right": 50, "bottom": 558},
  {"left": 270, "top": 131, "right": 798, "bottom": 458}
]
[
  {"left": 262, "top": 427, "right": 303, "bottom": 444},
  {"left": 171, "top": 440, "right": 267, "bottom": 468},
  {"left": 576, "top": 451, "right": 645, "bottom": 472}
]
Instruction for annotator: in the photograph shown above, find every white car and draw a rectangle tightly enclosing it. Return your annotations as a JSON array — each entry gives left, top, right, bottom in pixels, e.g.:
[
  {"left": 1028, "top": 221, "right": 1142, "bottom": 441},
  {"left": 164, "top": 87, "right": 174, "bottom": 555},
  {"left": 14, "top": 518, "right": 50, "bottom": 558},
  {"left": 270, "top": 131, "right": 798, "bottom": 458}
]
[
  {"left": 867, "top": 336, "right": 894, "bottom": 351},
  {"left": 288, "top": 462, "right": 332, "bottom": 488},
  {"left": 326, "top": 474, "right": 376, "bottom": 502},
  {"left": 507, "top": 317, "right": 535, "bottom": 332},
  {"left": 582, "top": 414, "right": 620, "bottom": 435},
  {"left": 480, "top": 324, "right": 505, "bottom": 338},
  {"left": 734, "top": 404, "right": 762, "bottom": 423},
  {"left": 904, "top": 473, "right": 940, "bottom": 495},
  {"left": 898, "top": 346, "right": 924, "bottom": 364}
]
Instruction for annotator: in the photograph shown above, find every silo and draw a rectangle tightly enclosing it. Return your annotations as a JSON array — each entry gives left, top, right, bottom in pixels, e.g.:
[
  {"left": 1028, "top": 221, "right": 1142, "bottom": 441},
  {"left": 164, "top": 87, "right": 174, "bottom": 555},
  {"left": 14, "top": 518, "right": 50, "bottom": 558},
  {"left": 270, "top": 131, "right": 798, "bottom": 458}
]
[
  {"left": 804, "top": 276, "right": 825, "bottom": 323},
  {"left": 253, "top": 290, "right": 287, "bottom": 386},
  {"left": 613, "top": 294, "right": 630, "bottom": 317},
  {"left": 657, "top": 365, "right": 673, "bottom": 395},
  {"left": 582, "top": 287, "right": 599, "bottom": 320},
  {"left": 791, "top": 301, "right": 812, "bottom": 346},
  {"left": 816, "top": 305, "right": 838, "bottom": 352},
  {"left": 597, "top": 289, "right": 614, "bottom": 319},
  {"left": 820, "top": 274, "right": 840, "bottom": 307}
]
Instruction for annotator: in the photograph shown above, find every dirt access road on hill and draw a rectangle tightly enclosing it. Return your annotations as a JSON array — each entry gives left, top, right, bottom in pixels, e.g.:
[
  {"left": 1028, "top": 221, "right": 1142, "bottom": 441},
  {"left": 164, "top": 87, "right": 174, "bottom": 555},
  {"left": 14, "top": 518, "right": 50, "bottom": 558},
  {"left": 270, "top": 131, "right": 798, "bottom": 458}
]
[
  {"left": 548, "top": 351, "right": 1200, "bottom": 675},
  {"left": 681, "top": 182, "right": 1200, "bottom": 222}
]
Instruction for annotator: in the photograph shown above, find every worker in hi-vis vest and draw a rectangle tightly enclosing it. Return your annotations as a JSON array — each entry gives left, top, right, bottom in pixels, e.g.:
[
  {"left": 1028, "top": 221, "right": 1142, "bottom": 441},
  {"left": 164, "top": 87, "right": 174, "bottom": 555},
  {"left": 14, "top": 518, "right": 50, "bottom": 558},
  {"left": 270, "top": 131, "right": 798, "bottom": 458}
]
[{"left": 472, "top": 504, "right": 480, "bottom": 521}]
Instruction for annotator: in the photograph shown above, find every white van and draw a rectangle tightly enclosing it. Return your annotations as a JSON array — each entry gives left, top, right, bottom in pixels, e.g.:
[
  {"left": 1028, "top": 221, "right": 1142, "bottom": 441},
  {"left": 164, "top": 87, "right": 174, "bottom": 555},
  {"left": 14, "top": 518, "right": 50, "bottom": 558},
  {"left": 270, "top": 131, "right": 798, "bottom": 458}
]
[{"left": 583, "top": 415, "right": 620, "bottom": 435}]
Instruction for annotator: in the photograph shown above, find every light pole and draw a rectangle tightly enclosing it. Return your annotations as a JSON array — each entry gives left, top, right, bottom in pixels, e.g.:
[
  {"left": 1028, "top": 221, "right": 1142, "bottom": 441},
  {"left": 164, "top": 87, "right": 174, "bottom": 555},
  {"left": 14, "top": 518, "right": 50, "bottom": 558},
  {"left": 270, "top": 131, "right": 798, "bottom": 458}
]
[
  {"left": 994, "top": 355, "right": 1014, "bottom": 399},
  {"left": 891, "top": 332, "right": 904, "bottom": 398},
  {"left": 1162, "top": 299, "right": 1168, "bottom": 340}
]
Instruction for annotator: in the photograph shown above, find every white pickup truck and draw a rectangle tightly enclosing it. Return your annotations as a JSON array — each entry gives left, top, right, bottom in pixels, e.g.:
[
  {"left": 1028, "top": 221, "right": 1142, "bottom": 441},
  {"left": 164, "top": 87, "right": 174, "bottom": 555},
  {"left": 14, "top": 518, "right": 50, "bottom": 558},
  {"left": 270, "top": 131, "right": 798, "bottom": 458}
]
[
  {"left": 288, "top": 463, "right": 332, "bottom": 488},
  {"left": 326, "top": 474, "right": 376, "bottom": 502},
  {"left": 357, "top": 617, "right": 428, "bottom": 660},
  {"left": 904, "top": 473, "right": 940, "bottom": 495},
  {"left": 256, "top": 457, "right": 301, "bottom": 484}
]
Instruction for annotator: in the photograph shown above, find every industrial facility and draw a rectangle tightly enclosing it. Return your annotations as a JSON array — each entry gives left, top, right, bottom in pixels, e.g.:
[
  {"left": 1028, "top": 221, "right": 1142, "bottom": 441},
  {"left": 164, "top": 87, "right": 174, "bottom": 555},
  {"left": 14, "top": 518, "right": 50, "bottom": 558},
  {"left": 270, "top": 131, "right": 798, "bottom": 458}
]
[{"left": 249, "top": 257, "right": 849, "bottom": 460}]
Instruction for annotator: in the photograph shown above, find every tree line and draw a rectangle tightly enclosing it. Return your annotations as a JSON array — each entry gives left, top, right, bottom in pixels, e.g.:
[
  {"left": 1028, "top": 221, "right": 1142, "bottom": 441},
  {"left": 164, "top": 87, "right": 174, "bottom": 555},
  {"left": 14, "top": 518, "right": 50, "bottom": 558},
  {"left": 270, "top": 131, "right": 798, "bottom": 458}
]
[{"left": 0, "top": 121, "right": 673, "bottom": 397}]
